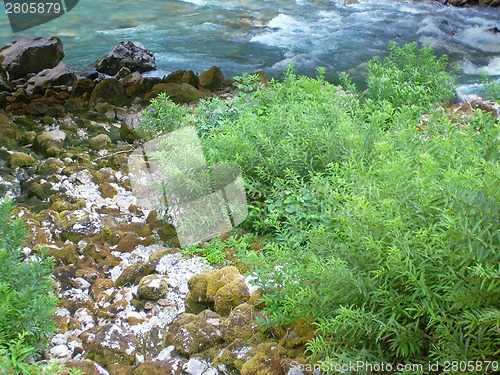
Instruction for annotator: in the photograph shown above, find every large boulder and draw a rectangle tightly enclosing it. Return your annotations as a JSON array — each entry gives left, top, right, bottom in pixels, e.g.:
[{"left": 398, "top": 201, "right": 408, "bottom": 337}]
[
  {"left": 199, "top": 65, "right": 225, "bottom": 91},
  {"left": 71, "top": 78, "right": 96, "bottom": 99},
  {"left": 26, "top": 63, "right": 76, "bottom": 94},
  {"left": 96, "top": 41, "right": 156, "bottom": 76},
  {"left": 90, "top": 78, "right": 127, "bottom": 106},
  {"left": 34, "top": 130, "right": 66, "bottom": 156},
  {"left": 0, "top": 36, "right": 64, "bottom": 80},
  {"left": 163, "top": 70, "right": 199, "bottom": 89},
  {"left": 146, "top": 83, "right": 200, "bottom": 103}
]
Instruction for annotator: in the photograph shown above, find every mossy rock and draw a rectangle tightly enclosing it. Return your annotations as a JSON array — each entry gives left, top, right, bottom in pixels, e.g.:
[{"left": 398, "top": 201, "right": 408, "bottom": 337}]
[
  {"left": 168, "top": 310, "right": 224, "bottom": 356},
  {"left": 47, "top": 242, "right": 79, "bottom": 266},
  {"left": 279, "top": 319, "right": 316, "bottom": 350},
  {"left": 86, "top": 324, "right": 137, "bottom": 368},
  {"left": 206, "top": 266, "right": 240, "bottom": 303},
  {"left": 115, "top": 260, "right": 156, "bottom": 287},
  {"left": 65, "top": 360, "right": 110, "bottom": 375},
  {"left": 240, "top": 342, "right": 289, "bottom": 375},
  {"left": 149, "top": 248, "right": 179, "bottom": 262},
  {"left": 89, "top": 133, "right": 112, "bottom": 150},
  {"left": 138, "top": 274, "right": 169, "bottom": 300},
  {"left": 7, "top": 152, "right": 35, "bottom": 168},
  {"left": 36, "top": 157, "right": 63, "bottom": 176},
  {"left": 185, "top": 269, "right": 216, "bottom": 313},
  {"left": 146, "top": 83, "right": 200, "bottom": 104},
  {"left": 71, "top": 78, "right": 96, "bottom": 98},
  {"left": 48, "top": 194, "right": 86, "bottom": 212},
  {"left": 163, "top": 70, "right": 199, "bottom": 89},
  {"left": 120, "top": 121, "right": 140, "bottom": 143},
  {"left": 117, "top": 232, "right": 139, "bottom": 252},
  {"left": 90, "top": 278, "right": 115, "bottom": 300},
  {"left": 33, "top": 130, "right": 66, "bottom": 156},
  {"left": 99, "top": 182, "right": 118, "bottom": 198},
  {"left": 221, "top": 303, "right": 258, "bottom": 342},
  {"left": 214, "top": 338, "right": 254, "bottom": 371},
  {"left": 199, "top": 66, "right": 225, "bottom": 91},
  {"left": 214, "top": 276, "right": 251, "bottom": 316},
  {"left": 90, "top": 78, "right": 127, "bottom": 106}
]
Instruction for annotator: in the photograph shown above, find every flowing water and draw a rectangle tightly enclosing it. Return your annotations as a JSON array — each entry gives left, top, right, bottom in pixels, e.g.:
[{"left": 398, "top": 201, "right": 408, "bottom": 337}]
[{"left": 0, "top": 0, "right": 499, "bottom": 94}]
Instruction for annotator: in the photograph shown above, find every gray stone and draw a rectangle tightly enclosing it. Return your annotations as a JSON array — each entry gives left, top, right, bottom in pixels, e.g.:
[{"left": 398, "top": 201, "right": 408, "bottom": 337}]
[
  {"left": 27, "top": 63, "right": 76, "bottom": 94},
  {"left": 0, "top": 36, "right": 64, "bottom": 80},
  {"left": 96, "top": 41, "right": 156, "bottom": 76}
]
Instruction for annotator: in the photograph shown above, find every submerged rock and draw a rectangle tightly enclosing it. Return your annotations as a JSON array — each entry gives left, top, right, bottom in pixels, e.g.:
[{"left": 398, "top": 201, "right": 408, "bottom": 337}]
[
  {"left": 0, "top": 36, "right": 64, "bottom": 80},
  {"left": 96, "top": 41, "right": 156, "bottom": 76}
]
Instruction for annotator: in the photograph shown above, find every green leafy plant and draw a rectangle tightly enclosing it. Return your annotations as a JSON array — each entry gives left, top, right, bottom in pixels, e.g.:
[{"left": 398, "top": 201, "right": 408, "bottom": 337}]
[
  {"left": 0, "top": 197, "right": 58, "bottom": 374},
  {"left": 480, "top": 72, "right": 500, "bottom": 101}
]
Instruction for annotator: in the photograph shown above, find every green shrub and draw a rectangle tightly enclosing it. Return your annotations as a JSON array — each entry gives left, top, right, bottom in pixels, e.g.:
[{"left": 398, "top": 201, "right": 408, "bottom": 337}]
[
  {"left": 366, "top": 41, "right": 456, "bottom": 108},
  {"left": 246, "top": 108, "right": 500, "bottom": 367},
  {"left": 0, "top": 197, "right": 58, "bottom": 374},
  {"left": 480, "top": 72, "right": 500, "bottom": 102}
]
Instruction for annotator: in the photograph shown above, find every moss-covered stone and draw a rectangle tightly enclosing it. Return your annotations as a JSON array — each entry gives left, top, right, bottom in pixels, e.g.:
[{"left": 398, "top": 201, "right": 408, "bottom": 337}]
[
  {"left": 149, "top": 248, "right": 179, "bottom": 262},
  {"left": 168, "top": 310, "right": 224, "bottom": 356},
  {"left": 90, "top": 78, "right": 127, "bottom": 106},
  {"left": 65, "top": 360, "right": 110, "bottom": 375},
  {"left": 240, "top": 342, "right": 289, "bottom": 375},
  {"left": 214, "top": 276, "right": 251, "bottom": 316},
  {"left": 86, "top": 323, "right": 137, "bottom": 368},
  {"left": 138, "top": 274, "right": 169, "bottom": 300},
  {"left": 132, "top": 359, "right": 185, "bottom": 375},
  {"left": 185, "top": 269, "right": 216, "bottom": 314},
  {"left": 7, "top": 152, "right": 35, "bottom": 168},
  {"left": 33, "top": 130, "right": 66, "bottom": 156},
  {"left": 89, "top": 133, "right": 112, "bottom": 150},
  {"left": 214, "top": 339, "right": 254, "bottom": 371},
  {"left": 163, "top": 70, "right": 199, "bottom": 88},
  {"left": 221, "top": 303, "right": 258, "bottom": 342},
  {"left": 206, "top": 266, "right": 240, "bottom": 303},
  {"left": 99, "top": 182, "right": 118, "bottom": 198},
  {"left": 47, "top": 242, "right": 79, "bottom": 266},
  {"left": 71, "top": 78, "right": 96, "bottom": 98},
  {"left": 115, "top": 260, "right": 156, "bottom": 287},
  {"left": 36, "top": 157, "right": 63, "bottom": 176},
  {"left": 146, "top": 83, "right": 200, "bottom": 104},
  {"left": 199, "top": 66, "right": 225, "bottom": 91}
]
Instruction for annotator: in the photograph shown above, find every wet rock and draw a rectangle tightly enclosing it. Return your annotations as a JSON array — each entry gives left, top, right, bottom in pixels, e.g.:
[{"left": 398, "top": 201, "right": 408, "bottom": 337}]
[
  {"left": 138, "top": 274, "right": 169, "bottom": 300},
  {"left": 89, "top": 134, "right": 112, "bottom": 150},
  {"left": 163, "top": 70, "right": 199, "bottom": 89},
  {"left": 115, "top": 260, "right": 155, "bottom": 287},
  {"left": 132, "top": 358, "right": 185, "bottom": 375},
  {"left": 90, "top": 79, "right": 127, "bottom": 106},
  {"left": 0, "top": 36, "right": 64, "bottom": 80},
  {"left": 86, "top": 323, "right": 137, "bottom": 368},
  {"left": 168, "top": 310, "right": 224, "bottom": 356},
  {"left": 241, "top": 342, "right": 289, "bottom": 375},
  {"left": 221, "top": 303, "right": 257, "bottom": 342},
  {"left": 199, "top": 66, "right": 225, "bottom": 91},
  {"left": 71, "top": 78, "right": 96, "bottom": 99},
  {"left": 146, "top": 83, "right": 200, "bottom": 104},
  {"left": 26, "top": 63, "right": 76, "bottom": 95},
  {"left": 7, "top": 151, "right": 35, "bottom": 168},
  {"left": 96, "top": 41, "right": 156, "bottom": 76},
  {"left": 34, "top": 129, "right": 66, "bottom": 156},
  {"left": 66, "top": 359, "right": 111, "bottom": 375}
]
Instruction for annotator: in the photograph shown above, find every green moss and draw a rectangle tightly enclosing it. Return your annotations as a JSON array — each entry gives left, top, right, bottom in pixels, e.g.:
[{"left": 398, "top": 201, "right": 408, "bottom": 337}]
[{"left": 7, "top": 152, "right": 35, "bottom": 168}]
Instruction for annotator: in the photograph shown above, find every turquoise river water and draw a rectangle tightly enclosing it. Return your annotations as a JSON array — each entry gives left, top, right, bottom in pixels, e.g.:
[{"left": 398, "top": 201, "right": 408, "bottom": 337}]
[{"left": 0, "top": 0, "right": 499, "bottom": 94}]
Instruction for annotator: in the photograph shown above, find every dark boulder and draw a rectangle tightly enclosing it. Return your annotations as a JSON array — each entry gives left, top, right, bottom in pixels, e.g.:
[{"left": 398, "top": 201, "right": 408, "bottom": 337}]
[
  {"left": 163, "top": 70, "right": 199, "bottom": 89},
  {"left": 0, "top": 36, "right": 64, "bottom": 80},
  {"left": 26, "top": 63, "right": 76, "bottom": 95},
  {"left": 89, "top": 78, "right": 127, "bottom": 106},
  {"left": 199, "top": 65, "right": 225, "bottom": 91},
  {"left": 70, "top": 78, "right": 96, "bottom": 99},
  {"left": 146, "top": 83, "right": 200, "bottom": 103},
  {"left": 96, "top": 41, "right": 156, "bottom": 76}
]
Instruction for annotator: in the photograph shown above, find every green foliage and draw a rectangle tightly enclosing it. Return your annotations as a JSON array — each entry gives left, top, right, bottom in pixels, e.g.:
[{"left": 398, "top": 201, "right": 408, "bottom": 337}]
[
  {"left": 366, "top": 41, "right": 456, "bottom": 108},
  {"left": 182, "top": 233, "right": 256, "bottom": 265},
  {"left": 139, "top": 92, "right": 192, "bottom": 137},
  {"left": 480, "top": 72, "right": 500, "bottom": 101},
  {"left": 247, "top": 107, "right": 500, "bottom": 366},
  {"left": 0, "top": 197, "right": 58, "bottom": 374}
]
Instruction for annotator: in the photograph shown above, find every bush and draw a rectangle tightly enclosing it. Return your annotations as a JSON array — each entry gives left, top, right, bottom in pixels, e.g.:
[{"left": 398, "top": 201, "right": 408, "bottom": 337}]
[
  {"left": 480, "top": 72, "right": 500, "bottom": 102},
  {"left": 246, "top": 106, "right": 500, "bottom": 367},
  {"left": 0, "top": 197, "right": 58, "bottom": 374}
]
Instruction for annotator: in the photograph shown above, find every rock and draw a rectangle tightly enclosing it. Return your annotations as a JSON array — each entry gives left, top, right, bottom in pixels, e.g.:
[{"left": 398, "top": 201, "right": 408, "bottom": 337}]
[
  {"left": 0, "top": 68, "right": 12, "bottom": 92},
  {"left": 279, "top": 319, "right": 316, "bottom": 349},
  {"left": 163, "top": 70, "right": 199, "bottom": 89},
  {"left": 26, "top": 63, "right": 76, "bottom": 94},
  {"left": 132, "top": 359, "right": 185, "bottom": 375},
  {"left": 36, "top": 157, "right": 64, "bottom": 176},
  {"left": 89, "top": 134, "right": 112, "bottom": 150},
  {"left": 26, "top": 101, "right": 49, "bottom": 116},
  {"left": 96, "top": 41, "right": 156, "bottom": 76},
  {"left": 34, "top": 130, "right": 66, "bottom": 156},
  {"left": 221, "top": 303, "right": 257, "bottom": 342},
  {"left": 214, "top": 276, "right": 251, "bottom": 316},
  {"left": 185, "top": 269, "right": 216, "bottom": 313},
  {"left": 90, "top": 78, "right": 127, "bottom": 106},
  {"left": 0, "top": 36, "right": 64, "bottom": 80},
  {"left": 138, "top": 274, "right": 169, "bottom": 300},
  {"left": 66, "top": 360, "right": 111, "bottom": 375},
  {"left": 146, "top": 83, "right": 200, "bottom": 104},
  {"left": 241, "top": 342, "right": 289, "bottom": 375},
  {"left": 71, "top": 78, "right": 96, "bottom": 99},
  {"left": 115, "top": 66, "right": 132, "bottom": 80},
  {"left": 117, "top": 232, "right": 140, "bottom": 252},
  {"left": 206, "top": 266, "right": 240, "bottom": 303},
  {"left": 47, "top": 242, "right": 79, "bottom": 266},
  {"left": 90, "top": 278, "right": 115, "bottom": 300},
  {"left": 115, "top": 260, "right": 155, "bottom": 287},
  {"left": 199, "top": 66, "right": 225, "bottom": 91},
  {"left": 168, "top": 310, "right": 224, "bottom": 356},
  {"left": 7, "top": 152, "right": 35, "bottom": 168},
  {"left": 86, "top": 323, "right": 137, "bottom": 368}
]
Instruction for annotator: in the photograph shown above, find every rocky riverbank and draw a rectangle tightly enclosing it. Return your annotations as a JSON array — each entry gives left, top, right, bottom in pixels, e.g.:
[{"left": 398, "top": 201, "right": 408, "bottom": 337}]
[{"left": 0, "top": 36, "right": 314, "bottom": 375}]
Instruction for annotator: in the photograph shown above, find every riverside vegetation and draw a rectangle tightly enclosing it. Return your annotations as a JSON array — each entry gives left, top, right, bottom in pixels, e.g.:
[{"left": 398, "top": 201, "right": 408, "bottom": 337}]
[
  {"left": 140, "top": 42, "right": 500, "bottom": 370},
  {"left": 1, "top": 41, "right": 499, "bottom": 373}
]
